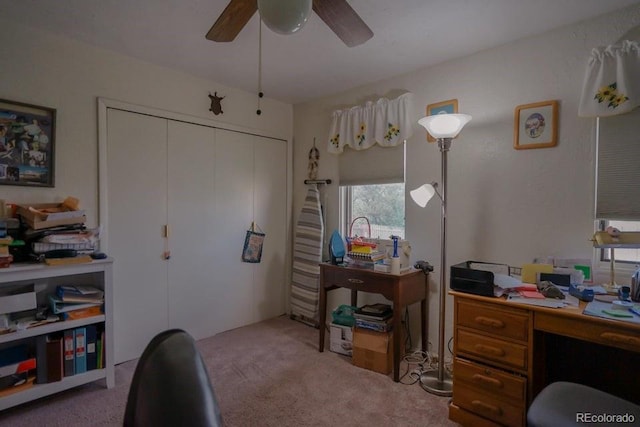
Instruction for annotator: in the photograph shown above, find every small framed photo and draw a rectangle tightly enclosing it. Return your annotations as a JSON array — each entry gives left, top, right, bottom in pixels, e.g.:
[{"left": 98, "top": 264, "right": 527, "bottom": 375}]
[
  {"left": 0, "top": 98, "right": 56, "bottom": 187},
  {"left": 426, "top": 99, "right": 458, "bottom": 142},
  {"left": 514, "top": 100, "right": 558, "bottom": 150}
]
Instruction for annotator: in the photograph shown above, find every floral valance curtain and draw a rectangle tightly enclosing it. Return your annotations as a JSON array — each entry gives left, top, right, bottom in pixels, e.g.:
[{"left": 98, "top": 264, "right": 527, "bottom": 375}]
[
  {"left": 327, "top": 92, "right": 414, "bottom": 154},
  {"left": 578, "top": 40, "right": 640, "bottom": 117}
]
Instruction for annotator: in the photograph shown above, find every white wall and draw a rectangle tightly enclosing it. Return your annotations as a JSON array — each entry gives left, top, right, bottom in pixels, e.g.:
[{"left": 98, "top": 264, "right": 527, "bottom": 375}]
[
  {"left": 293, "top": 5, "right": 640, "bottom": 354},
  {"left": 0, "top": 19, "right": 293, "bottom": 226}
]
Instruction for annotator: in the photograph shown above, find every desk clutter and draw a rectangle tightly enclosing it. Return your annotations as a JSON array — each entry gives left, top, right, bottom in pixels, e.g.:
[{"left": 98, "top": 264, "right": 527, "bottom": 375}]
[
  {"left": 451, "top": 259, "right": 640, "bottom": 324},
  {"left": 0, "top": 197, "right": 101, "bottom": 268},
  {"left": 329, "top": 226, "right": 412, "bottom": 275},
  {"left": 330, "top": 303, "right": 394, "bottom": 375}
]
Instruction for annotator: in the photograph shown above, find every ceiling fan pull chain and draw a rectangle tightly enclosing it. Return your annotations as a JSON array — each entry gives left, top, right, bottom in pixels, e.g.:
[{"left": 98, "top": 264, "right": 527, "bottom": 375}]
[{"left": 257, "top": 17, "right": 263, "bottom": 116}]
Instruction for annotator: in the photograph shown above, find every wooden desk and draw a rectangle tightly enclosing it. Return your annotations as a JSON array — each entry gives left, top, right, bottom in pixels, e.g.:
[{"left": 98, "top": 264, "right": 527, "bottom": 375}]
[
  {"left": 318, "top": 263, "right": 428, "bottom": 382},
  {"left": 449, "top": 291, "right": 640, "bottom": 427}
]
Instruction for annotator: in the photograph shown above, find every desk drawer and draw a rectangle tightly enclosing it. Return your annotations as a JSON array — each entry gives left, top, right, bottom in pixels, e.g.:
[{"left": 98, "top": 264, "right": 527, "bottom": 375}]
[
  {"left": 325, "top": 268, "right": 395, "bottom": 290},
  {"left": 457, "top": 329, "right": 527, "bottom": 370},
  {"left": 454, "top": 357, "right": 526, "bottom": 402},
  {"left": 453, "top": 382, "right": 524, "bottom": 426},
  {"left": 457, "top": 299, "right": 528, "bottom": 342},
  {"left": 535, "top": 311, "right": 640, "bottom": 353}
]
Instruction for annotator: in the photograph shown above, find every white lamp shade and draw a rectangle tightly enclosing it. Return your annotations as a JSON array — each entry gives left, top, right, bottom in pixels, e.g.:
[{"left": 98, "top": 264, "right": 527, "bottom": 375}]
[
  {"left": 410, "top": 183, "right": 436, "bottom": 208},
  {"left": 258, "top": 0, "right": 312, "bottom": 35},
  {"left": 418, "top": 113, "right": 472, "bottom": 139}
]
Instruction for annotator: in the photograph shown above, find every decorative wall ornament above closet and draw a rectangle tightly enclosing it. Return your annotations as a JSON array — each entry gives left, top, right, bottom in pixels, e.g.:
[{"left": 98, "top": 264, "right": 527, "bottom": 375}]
[
  {"left": 327, "top": 92, "right": 414, "bottom": 154},
  {"left": 578, "top": 39, "right": 639, "bottom": 117}
]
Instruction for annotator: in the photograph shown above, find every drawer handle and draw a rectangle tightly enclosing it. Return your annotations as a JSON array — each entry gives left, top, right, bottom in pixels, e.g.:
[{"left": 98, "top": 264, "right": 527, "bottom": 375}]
[
  {"left": 474, "top": 344, "right": 506, "bottom": 357},
  {"left": 474, "top": 316, "right": 505, "bottom": 329},
  {"left": 471, "top": 400, "right": 503, "bottom": 416},
  {"left": 472, "top": 373, "right": 503, "bottom": 388},
  {"left": 347, "top": 278, "right": 364, "bottom": 284},
  {"left": 600, "top": 332, "right": 640, "bottom": 346}
]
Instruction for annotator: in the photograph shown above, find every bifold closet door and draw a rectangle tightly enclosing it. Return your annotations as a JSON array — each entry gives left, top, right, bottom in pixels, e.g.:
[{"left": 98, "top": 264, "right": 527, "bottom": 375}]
[
  {"left": 211, "top": 129, "right": 254, "bottom": 332},
  {"left": 166, "top": 121, "right": 219, "bottom": 340},
  {"left": 106, "top": 109, "right": 169, "bottom": 364},
  {"left": 253, "top": 137, "right": 287, "bottom": 320}
]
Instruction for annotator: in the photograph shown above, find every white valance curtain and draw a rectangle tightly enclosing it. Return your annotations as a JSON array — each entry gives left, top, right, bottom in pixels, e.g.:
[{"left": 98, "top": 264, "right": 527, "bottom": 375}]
[
  {"left": 578, "top": 40, "right": 640, "bottom": 117},
  {"left": 327, "top": 92, "right": 414, "bottom": 154}
]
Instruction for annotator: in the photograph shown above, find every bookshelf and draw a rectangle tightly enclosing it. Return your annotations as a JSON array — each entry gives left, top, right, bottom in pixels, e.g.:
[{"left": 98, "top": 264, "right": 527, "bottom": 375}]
[{"left": 0, "top": 259, "right": 114, "bottom": 411}]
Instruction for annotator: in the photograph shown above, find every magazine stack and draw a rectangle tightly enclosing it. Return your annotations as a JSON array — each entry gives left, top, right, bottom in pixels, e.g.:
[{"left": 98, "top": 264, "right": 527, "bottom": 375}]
[{"left": 353, "top": 303, "right": 393, "bottom": 332}]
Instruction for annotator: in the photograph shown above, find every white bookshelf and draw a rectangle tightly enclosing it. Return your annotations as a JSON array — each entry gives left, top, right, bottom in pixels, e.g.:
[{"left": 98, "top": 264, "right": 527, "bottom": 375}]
[{"left": 0, "top": 259, "right": 114, "bottom": 411}]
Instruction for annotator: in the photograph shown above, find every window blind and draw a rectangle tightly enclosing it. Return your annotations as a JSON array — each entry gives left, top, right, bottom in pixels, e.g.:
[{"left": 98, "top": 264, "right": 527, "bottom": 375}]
[
  {"left": 338, "top": 142, "right": 405, "bottom": 186},
  {"left": 595, "top": 108, "right": 640, "bottom": 220}
]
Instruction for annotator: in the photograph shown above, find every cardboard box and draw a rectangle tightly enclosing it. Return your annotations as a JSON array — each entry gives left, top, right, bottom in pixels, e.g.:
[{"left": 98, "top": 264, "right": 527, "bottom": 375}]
[
  {"left": 352, "top": 328, "right": 393, "bottom": 375},
  {"left": 330, "top": 323, "right": 353, "bottom": 356},
  {"left": 17, "top": 203, "right": 86, "bottom": 230}
]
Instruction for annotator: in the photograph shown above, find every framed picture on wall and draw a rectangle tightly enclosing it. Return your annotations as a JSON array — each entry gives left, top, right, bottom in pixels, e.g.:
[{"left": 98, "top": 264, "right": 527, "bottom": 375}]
[
  {"left": 426, "top": 99, "right": 458, "bottom": 142},
  {"left": 514, "top": 100, "right": 558, "bottom": 150},
  {"left": 0, "top": 98, "right": 56, "bottom": 187}
]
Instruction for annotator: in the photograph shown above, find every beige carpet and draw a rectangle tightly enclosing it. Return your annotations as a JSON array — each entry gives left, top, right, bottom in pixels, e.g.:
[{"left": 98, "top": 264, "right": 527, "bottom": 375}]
[{"left": 0, "top": 316, "right": 455, "bottom": 426}]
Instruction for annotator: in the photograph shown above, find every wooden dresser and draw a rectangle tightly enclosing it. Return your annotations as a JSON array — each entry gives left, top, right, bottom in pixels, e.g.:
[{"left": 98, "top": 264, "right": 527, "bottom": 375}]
[{"left": 449, "top": 291, "right": 640, "bottom": 427}]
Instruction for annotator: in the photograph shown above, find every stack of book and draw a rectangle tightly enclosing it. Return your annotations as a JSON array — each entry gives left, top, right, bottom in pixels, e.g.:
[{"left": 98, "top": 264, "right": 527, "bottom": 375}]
[
  {"left": 49, "top": 285, "right": 104, "bottom": 320},
  {"left": 353, "top": 303, "right": 393, "bottom": 332}
]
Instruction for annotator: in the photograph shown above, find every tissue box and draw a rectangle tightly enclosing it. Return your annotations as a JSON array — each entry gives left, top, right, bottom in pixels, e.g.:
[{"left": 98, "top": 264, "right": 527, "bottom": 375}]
[{"left": 0, "top": 284, "right": 36, "bottom": 315}]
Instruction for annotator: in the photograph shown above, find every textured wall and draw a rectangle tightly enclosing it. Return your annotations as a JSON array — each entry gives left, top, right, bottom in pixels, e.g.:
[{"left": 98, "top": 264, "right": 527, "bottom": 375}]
[
  {"left": 0, "top": 20, "right": 293, "bottom": 226},
  {"left": 293, "top": 4, "right": 640, "bottom": 352}
]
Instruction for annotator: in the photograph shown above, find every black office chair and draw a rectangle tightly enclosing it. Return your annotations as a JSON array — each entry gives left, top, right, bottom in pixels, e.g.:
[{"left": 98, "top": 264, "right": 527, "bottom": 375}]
[
  {"left": 528, "top": 381, "right": 640, "bottom": 426},
  {"left": 123, "top": 329, "right": 224, "bottom": 427}
]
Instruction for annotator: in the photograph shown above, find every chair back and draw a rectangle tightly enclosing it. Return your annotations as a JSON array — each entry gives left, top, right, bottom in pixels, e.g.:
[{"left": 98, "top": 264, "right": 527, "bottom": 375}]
[{"left": 123, "top": 329, "right": 223, "bottom": 427}]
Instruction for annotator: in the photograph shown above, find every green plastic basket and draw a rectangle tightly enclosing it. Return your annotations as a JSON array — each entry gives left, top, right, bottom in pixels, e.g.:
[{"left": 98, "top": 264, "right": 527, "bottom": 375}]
[{"left": 331, "top": 304, "right": 357, "bottom": 327}]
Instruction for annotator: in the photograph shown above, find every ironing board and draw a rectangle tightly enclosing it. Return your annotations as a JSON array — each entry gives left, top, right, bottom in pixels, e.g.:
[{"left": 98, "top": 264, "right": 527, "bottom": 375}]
[{"left": 290, "top": 186, "right": 324, "bottom": 325}]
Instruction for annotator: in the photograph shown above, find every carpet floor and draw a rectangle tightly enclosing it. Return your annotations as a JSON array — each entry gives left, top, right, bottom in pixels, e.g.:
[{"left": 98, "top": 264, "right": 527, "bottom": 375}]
[{"left": 0, "top": 315, "right": 456, "bottom": 426}]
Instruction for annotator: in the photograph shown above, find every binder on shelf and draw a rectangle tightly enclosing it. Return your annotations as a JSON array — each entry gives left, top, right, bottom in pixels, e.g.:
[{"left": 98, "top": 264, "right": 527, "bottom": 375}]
[
  {"left": 85, "top": 325, "right": 98, "bottom": 371},
  {"left": 74, "top": 327, "right": 87, "bottom": 374},
  {"left": 46, "top": 338, "right": 64, "bottom": 382},
  {"left": 56, "top": 285, "right": 104, "bottom": 303},
  {"left": 59, "top": 305, "right": 103, "bottom": 321},
  {"left": 49, "top": 296, "right": 102, "bottom": 314},
  {"left": 63, "top": 330, "right": 75, "bottom": 377},
  {"left": 35, "top": 335, "right": 49, "bottom": 384}
]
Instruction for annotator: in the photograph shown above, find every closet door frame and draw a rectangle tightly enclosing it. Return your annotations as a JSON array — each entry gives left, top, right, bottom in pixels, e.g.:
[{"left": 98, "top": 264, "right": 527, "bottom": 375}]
[{"left": 97, "top": 97, "right": 293, "bottom": 323}]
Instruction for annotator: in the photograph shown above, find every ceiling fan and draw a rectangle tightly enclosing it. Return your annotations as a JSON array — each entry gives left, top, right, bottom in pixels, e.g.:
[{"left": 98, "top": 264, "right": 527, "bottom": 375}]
[{"left": 206, "top": 0, "right": 373, "bottom": 48}]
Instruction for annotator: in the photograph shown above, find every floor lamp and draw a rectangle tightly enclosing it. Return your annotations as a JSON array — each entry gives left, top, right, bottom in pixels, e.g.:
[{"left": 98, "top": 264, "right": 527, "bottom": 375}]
[{"left": 410, "top": 113, "right": 472, "bottom": 396}]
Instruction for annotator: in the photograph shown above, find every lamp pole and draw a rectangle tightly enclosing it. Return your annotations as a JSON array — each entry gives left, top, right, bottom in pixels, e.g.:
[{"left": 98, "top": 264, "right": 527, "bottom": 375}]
[{"left": 419, "top": 137, "right": 453, "bottom": 396}]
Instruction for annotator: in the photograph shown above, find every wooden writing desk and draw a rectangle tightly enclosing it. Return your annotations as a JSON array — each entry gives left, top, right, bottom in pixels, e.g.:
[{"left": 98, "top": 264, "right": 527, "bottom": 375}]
[
  {"left": 318, "top": 263, "right": 428, "bottom": 382},
  {"left": 449, "top": 291, "right": 640, "bottom": 427}
]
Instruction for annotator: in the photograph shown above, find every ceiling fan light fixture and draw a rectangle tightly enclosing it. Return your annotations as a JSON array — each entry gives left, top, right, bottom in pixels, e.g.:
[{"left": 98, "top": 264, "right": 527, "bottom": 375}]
[{"left": 258, "top": 0, "right": 312, "bottom": 35}]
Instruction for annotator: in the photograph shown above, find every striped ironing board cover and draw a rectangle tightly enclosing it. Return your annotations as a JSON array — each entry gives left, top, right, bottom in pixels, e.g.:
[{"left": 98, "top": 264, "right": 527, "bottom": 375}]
[{"left": 290, "top": 186, "right": 324, "bottom": 325}]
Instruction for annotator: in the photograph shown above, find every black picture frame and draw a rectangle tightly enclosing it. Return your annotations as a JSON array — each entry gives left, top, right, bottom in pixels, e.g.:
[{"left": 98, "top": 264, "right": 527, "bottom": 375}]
[{"left": 0, "top": 98, "right": 56, "bottom": 187}]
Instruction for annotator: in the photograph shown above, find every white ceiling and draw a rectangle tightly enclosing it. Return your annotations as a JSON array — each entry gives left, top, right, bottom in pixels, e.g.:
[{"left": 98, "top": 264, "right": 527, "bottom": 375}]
[{"left": 1, "top": 0, "right": 638, "bottom": 104}]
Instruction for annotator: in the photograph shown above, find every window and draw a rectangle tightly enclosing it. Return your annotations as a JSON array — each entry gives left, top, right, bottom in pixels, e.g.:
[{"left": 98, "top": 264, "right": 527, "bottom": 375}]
[
  {"left": 340, "top": 183, "right": 405, "bottom": 240},
  {"left": 600, "top": 220, "right": 640, "bottom": 264},
  {"left": 595, "top": 109, "right": 640, "bottom": 266}
]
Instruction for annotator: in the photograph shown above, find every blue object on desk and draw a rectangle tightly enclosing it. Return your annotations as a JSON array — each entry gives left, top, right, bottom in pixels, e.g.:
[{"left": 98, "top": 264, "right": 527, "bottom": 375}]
[
  {"left": 569, "top": 284, "right": 594, "bottom": 302},
  {"left": 630, "top": 306, "right": 640, "bottom": 317}
]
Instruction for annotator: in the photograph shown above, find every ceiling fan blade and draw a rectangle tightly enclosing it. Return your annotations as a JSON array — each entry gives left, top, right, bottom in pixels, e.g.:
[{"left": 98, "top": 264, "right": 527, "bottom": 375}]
[
  {"left": 312, "top": 0, "right": 373, "bottom": 47},
  {"left": 206, "top": 0, "right": 257, "bottom": 42}
]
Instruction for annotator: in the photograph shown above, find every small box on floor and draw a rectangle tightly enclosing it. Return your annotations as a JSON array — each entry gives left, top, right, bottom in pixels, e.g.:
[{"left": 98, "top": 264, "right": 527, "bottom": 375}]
[
  {"left": 329, "top": 323, "right": 353, "bottom": 356},
  {"left": 352, "top": 328, "right": 392, "bottom": 375}
]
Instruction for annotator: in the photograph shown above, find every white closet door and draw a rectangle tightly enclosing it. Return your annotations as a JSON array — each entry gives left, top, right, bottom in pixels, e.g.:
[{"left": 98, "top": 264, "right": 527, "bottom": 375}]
[
  {"left": 106, "top": 109, "right": 169, "bottom": 364},
  {"left": 166, "top": 121, "right": 218, "bottom": 339},
  {"left": 212, "top": 129, "right": 254, "bottom": 332},
  {"left": 253, "top": 136, "right": 287, "bottom": 320}
]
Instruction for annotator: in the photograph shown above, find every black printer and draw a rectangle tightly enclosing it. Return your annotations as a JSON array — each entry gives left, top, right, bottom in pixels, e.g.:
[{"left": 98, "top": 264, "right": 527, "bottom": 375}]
[{"left": 450, "top": 261, "right": 511, "bottom": 297}]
